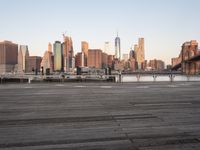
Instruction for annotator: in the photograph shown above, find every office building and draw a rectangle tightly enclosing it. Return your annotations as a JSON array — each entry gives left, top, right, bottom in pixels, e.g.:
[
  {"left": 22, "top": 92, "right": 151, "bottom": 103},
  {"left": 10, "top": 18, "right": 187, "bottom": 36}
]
[
  {"left": 135, "top": 38, "right": 145, "bottom": 70},
  {"left": 81, "top": 41, "right": 89, "bottom": 66},
  {"left": 63, "top": 35, "right": 74, "bottom": 72},
  {"left": 104, "top": 42, "right": 110, "bottom": 54},
  {"left": 69, "top": 37, "right": 74, "bottom": 69},
  {"left": 114, "top": 59, "right": 124, "bottom": 71},
  {"left": 18, "top": 45, "right": 29, "bottom": 73},
  {"left": 107, "top": 55, "right": 114, "bottom": 68},
  {"left": 102, "top": 52, "right": 108, "bottom": 68},
  {"left": 129, "top": 49, "right": 136, "bottom": 60},
  {"left": 75, "top": 52, "right": 84, "bottom": 67},
  {"left": 63, "top": 36, "right": 69, "bottom": 72},
  {"left": 128, "top": 58, "right": 137, "bottom": 71},
  {"left": 53, "top": 41, "right": 63, "bottom": 72},
  {"left": 0, "top": 41, "right": 18, "bottom": 73},
  {"left": 148, "top": 59, "right": 165, "bottom": 71},
  {"left": 26, "top": 56, "right": 42, "bottom": 73},
  {"left": 115, "top": 33, "right": 121, "bottom": 60},
  {"left": 88, "top": 49, "right": 102, "bottom": 69},
  {"left": 41, "top": 43, "right": 54, "bottom": 74}
]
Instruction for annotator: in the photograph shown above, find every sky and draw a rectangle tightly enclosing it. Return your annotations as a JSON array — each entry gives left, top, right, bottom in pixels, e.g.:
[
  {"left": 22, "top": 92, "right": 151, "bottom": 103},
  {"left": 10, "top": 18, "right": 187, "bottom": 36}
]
[{"left": 0, "top": 0, "right": 200, "bottom": 64}]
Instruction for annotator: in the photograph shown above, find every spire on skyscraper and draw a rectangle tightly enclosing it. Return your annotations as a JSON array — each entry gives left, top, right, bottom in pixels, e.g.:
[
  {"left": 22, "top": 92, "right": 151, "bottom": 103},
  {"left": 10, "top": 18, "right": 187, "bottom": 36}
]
[
  {"left": 48, "top": 43, "right": 52, "bottom": 52},
  {"left": 115, "top": 31, "right": 121, "bottom": 60}
]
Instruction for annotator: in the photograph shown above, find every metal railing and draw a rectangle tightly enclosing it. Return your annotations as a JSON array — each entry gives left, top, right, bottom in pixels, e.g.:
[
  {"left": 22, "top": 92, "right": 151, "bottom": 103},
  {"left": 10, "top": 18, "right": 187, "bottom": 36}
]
[
  {"left": 1, "top": 73, "right": 200, "bottom": 84},
  {"left": 116, "top": 74, "right": 200, "bottom": 83}
]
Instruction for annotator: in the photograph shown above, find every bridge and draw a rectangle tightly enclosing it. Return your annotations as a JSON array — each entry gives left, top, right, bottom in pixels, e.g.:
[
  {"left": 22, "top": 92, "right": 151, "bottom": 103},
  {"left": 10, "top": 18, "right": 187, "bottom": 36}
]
[
  {"left": 171, "top": 40, "right": 200, "bottom": 75},
  {"left": 172, "top": 53, "right": 200, "bottom": 72}
]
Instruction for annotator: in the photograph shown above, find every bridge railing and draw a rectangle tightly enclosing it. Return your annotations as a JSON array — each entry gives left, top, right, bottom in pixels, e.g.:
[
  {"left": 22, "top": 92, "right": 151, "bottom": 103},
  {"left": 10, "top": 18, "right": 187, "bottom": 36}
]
[
  {"left": 1, "top": 73, "right": 200, "bottom": 83},
  {"left": 116, "top": 73, "right": 200, "bottom": 83}
]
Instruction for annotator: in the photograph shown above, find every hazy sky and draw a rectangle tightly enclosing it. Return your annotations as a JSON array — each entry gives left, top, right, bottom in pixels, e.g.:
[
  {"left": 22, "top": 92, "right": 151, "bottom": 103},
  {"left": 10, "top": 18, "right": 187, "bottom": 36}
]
[{"left": 1, "top": 0, "right": 200, "bottom": 64}]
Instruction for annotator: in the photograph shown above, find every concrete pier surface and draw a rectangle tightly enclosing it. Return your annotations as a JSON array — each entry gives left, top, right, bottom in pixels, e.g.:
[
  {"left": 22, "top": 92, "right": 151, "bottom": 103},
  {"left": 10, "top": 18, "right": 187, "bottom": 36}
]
[{"left": 0, "top": 82, "right": 200, "bottom": 150}]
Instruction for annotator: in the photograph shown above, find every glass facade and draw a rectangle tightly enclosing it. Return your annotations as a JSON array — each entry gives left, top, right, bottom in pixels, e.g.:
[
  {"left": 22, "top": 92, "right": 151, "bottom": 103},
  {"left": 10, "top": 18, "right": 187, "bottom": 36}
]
[
  {"left": 53, "top": 41, "right": 63, "bottom": 72},
  {"left": 115, "top": 36, "right": 121, "bottom": 60}
]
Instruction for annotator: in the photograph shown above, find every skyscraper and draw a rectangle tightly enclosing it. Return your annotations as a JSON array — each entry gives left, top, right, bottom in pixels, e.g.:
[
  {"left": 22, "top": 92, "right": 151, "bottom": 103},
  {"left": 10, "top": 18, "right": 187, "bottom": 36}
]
[
  {"left": 81, "top": 41, "right": 89, "bottom": 67},
  {"left": 129, "top": 49, "right": 135, "bottom": 60},
  {"left": 134, "top": 44, "right": 139, "bottom": 69},
  {"left": 41, "top": 43, "right": 54, "bottom": 74},
  {"left": 63, "top": 35, "right": 74, "bottom": 72},
  {"left": 69, "top": 37, "right": 74, "bottom": 69},
  {"left": 75, "top": 52, "right": 84, "bottom": 67},
  {"left": 104, "top": 42, "right": 110, "bottom": 54},
  {"left": 0, "top": 41, "right": 18, "bottom": 73},
  {"left": 18, "top": 45, "right": 29, "bottom": 73},
  {"left": 135, "top": 38, "right": 145, "bottom": 69},
  {"left": 115, "top": 33, "right": 121, "bottom": 60},
  {"left": 48, "top": 42, "right": 52, "bottom": 52},
  {"left": 53, "top": 41, "right": 63, "bottom": 72}
]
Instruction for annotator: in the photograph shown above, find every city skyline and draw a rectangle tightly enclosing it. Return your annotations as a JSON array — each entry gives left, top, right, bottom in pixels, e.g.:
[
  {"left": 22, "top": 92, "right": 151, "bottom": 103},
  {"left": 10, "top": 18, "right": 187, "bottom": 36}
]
[{"left": 1, "top": 0, "right": 200, "bottom": 64}]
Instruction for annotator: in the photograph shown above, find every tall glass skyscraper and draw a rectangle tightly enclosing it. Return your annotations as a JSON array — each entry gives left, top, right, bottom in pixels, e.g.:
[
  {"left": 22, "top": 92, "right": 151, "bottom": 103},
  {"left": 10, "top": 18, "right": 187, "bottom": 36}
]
[
  {"left": 53, "top": 41, "right": 63, "bottom": 72},
  {"left": 115, "top": 33, "right": 121, "bottom": 60}
]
